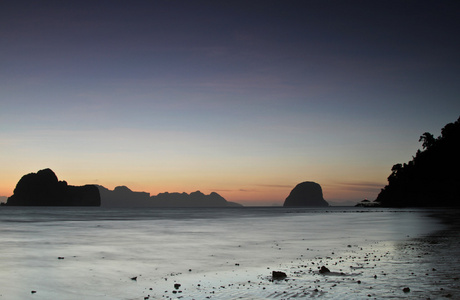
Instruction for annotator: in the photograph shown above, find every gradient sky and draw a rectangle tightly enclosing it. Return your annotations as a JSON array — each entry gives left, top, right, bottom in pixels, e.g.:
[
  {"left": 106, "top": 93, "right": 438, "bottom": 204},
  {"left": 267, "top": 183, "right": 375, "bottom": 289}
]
[{"left": 1, "top": 1, "right": 459, "bottom": 206}]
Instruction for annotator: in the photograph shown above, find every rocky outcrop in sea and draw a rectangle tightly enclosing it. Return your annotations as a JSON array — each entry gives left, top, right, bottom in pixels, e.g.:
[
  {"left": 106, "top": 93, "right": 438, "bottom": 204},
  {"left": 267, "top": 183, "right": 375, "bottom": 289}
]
[
  {"left": 5, "top": 168, "right": 100, "bottom": 206},
  {"left": 283, "top": 181, "right": 329, "bottom": 207}
]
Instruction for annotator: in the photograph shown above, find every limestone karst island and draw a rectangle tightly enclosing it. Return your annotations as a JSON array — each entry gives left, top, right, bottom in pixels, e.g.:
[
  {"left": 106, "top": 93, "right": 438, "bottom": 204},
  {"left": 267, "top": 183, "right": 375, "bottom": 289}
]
[
  {"left": 283, "top": 181, "right": 329, "bottom": 207},
  {"left": 2, "top": 168, "right": 240, "bottom": 208}
]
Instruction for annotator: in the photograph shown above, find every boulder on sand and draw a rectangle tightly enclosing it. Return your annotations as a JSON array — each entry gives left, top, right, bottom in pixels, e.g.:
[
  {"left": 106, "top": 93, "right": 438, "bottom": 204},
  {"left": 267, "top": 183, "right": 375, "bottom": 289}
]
[{"left": 272, "top": 271, "right": 287, "bottom": 280}]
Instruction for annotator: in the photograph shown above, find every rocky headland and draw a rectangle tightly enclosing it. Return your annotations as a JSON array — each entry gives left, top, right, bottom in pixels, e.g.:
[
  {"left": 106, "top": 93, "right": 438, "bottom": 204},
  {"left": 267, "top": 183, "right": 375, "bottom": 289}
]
[{"left": 283, "top": 181, "right": 329, "bottom": 207}]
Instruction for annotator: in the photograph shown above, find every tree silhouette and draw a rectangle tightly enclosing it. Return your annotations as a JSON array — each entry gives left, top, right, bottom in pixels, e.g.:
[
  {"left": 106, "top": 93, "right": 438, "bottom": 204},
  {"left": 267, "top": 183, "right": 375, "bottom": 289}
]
[
  {"left": 376, "top": 116, "right": 460, "bottom": 207},
  {"left": 419, "top": 132, "right": 435, "bottom": 150}
]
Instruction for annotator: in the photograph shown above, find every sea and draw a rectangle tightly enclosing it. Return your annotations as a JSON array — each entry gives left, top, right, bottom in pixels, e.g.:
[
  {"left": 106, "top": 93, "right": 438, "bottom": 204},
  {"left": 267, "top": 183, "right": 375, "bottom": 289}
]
[{"left": 0, "top": 206, "right": 454, "bottom": 299}]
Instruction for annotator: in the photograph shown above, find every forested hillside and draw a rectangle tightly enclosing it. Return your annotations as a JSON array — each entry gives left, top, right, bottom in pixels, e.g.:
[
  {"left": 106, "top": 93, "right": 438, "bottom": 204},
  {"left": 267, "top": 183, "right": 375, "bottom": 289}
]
[{"left": 376, "top": 117, "right": 460, "bottom": 207}]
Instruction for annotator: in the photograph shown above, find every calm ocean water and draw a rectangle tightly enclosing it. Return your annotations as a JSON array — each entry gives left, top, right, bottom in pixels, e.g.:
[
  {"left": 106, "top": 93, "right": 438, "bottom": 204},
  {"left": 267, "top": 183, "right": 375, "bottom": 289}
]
[{"left": 0, "top": 206, "right": 446, "bottom": 299}]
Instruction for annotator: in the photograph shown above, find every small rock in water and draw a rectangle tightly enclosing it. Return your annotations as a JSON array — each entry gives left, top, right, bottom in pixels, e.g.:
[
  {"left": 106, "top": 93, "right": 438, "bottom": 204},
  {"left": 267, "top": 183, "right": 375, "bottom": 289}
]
[
  {"left": 31, "top": 291, "right": 37, "bottom": 294},
  {"left": 131, "top": 276, "right": 137, "bottom": 281},
  {"left": 319, "top": 266, "right": 330, "bottom": 274},
  {"left": 174, "top": 283, "right": 181, "bottom": 290},
  {"left": 403, "top": 287, "right": 410, "bottom": 293},
  {"left": 272, "top": 271, "right": 287, "bottom": 280}
]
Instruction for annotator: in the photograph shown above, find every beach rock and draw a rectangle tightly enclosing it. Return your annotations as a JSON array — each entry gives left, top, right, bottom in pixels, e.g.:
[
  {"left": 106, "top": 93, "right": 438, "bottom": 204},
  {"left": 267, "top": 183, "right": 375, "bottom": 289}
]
[
  {"left": 283, "top": 182, "right": 329, "bottom": 207},
  {"left": 6, "top": 169, "right": 100, "bottom": 206},
  {"left": 174, "top": 283, "right": 181, "bottom": 289},
  {"left": 272, "top": 271, "right": 287, "bottom": 280},
  {"left": 319, "top": 266, "right": 330, "bottom": 274}
]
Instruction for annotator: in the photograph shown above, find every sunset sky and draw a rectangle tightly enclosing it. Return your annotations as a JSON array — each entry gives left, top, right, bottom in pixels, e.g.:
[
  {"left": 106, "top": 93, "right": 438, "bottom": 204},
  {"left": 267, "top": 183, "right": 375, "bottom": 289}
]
[{"left": 1, "top": 1, "right": 459, "bottom": 206}]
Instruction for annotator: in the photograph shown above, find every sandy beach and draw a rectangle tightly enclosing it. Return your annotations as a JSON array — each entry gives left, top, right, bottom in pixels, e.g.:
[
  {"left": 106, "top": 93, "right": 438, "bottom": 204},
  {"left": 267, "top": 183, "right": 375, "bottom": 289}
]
[
  {"left": 133, "top": 210, "right": 460, "bottom": 300},
  {"left": 1, "top": 208, "right": 459, "bottom": 299}
]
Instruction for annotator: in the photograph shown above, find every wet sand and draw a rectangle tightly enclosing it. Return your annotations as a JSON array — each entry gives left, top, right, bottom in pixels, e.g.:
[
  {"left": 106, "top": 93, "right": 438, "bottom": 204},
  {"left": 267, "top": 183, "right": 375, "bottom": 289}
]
[
  {"left": 136, "top": 210, "right": 460, "bottom": 299},
  {"left": 3, "top": 209, "right": 459, "bottom": 299}
]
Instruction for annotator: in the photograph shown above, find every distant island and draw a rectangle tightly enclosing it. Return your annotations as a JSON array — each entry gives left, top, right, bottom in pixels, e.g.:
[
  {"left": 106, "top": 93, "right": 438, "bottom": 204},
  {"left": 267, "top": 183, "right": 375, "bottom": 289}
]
[
  {"left": 98, "top": 185, "right": 242, "bottom": 208},
  {"left": 2, "top": 168, "right": 241, "bottom": 207},
  {"left": 283, "top": 181, "right": 329, "bottom": 207},
  {"left": 355, "top": 199, "right": 380, "bottom": 207},
  {"left": 373, "top": 116, "right": 460, "bottom": 207},
  {"left": 4, "top": 169, "right": 100, "bottom": 206}
]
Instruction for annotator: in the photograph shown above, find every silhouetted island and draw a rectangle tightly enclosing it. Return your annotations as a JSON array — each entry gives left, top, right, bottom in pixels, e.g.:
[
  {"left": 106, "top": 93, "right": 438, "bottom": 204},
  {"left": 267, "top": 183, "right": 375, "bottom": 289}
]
[
  {"left": 98, "top": 185, "right": 151, "bottom": 207},
  {"left": 98, "top": 185, "right": 242, "bottom": 208},
  {"left": 5, "top": 168, "right": 100, "bottom": 206},
  {"left": 375, "top": 116, "right": 460, "bottom": 207},
  {"left": 283, "top": 181, "right": 329, "bottom": 207},
  {"left": 2, "top": 169, "right": 241, "bottom": 208},
  {"left": 355, "top": 199, "right": 379, "bottom": 207},
  {"left": 152, "top": 191, "right": 241, "bottom": 207}
]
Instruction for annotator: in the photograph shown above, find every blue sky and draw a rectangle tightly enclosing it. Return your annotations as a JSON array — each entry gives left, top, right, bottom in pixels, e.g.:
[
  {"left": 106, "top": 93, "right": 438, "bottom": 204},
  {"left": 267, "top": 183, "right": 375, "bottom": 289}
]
[{"left": 1, "top": 1, "right": 459, "bottom": 205}]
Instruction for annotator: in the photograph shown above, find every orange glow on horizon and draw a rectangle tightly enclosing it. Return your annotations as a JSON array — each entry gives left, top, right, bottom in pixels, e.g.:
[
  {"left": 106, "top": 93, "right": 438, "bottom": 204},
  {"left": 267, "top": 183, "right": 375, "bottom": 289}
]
[{"left": 0, "top": 165, "right": 387, "bottom": 206}]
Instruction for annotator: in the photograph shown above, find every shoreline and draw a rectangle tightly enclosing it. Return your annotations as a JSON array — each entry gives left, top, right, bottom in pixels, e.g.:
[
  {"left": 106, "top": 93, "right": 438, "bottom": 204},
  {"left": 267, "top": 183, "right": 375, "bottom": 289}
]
[
  {"left": 2, "top": 208, "right": 459, "bottom": 299},
  {"left": 134, "top": 210, "right": 460, "bottom": 299}
]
